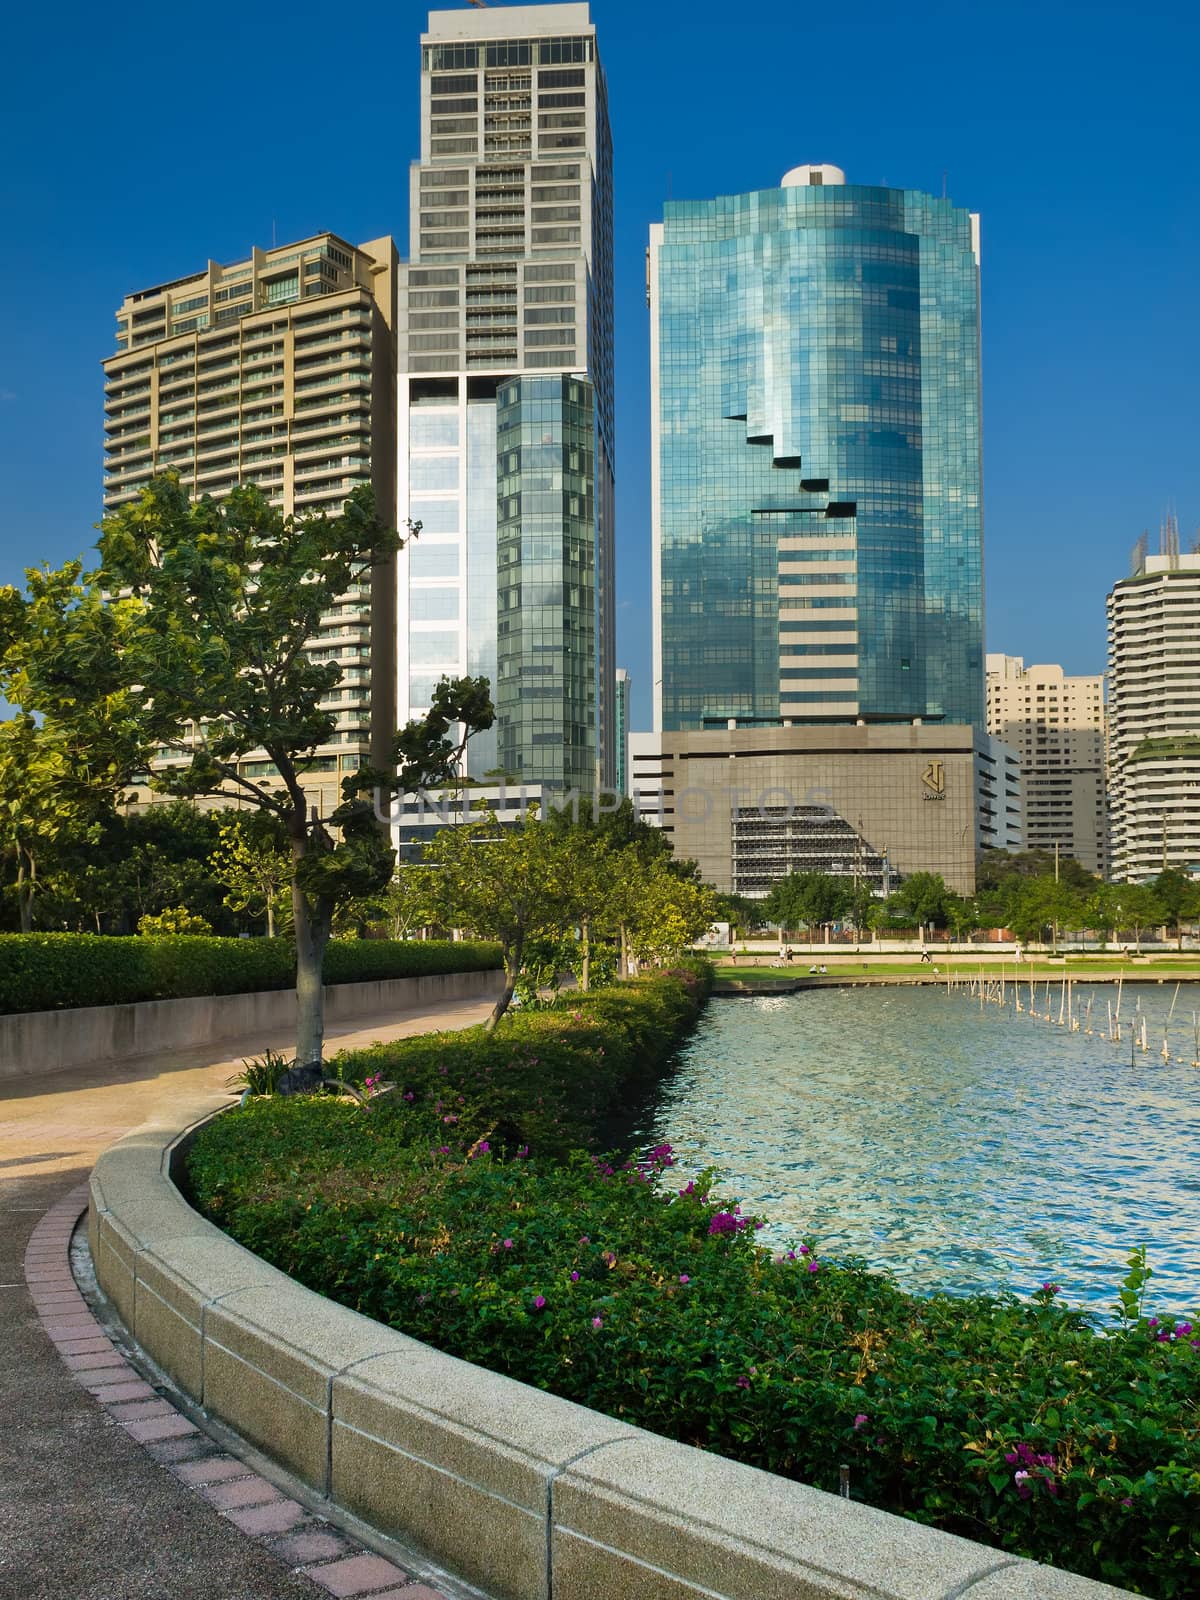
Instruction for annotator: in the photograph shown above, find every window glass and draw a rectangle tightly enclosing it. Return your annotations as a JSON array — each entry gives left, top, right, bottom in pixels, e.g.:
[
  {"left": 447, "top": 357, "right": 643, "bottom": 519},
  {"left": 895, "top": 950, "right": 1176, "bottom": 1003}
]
[
  {"left": 409, "top": 543, "right": 461, "bottom": 578},
  {"left": 410, "top": 411, "right": 460, "bottom": 449},
  {"left": 410, "top": 455, "right": 460, "bottom": 492},
  {"left": 408, "top": 499, "right": 459, "bottom": 534},
  {"left": 409, "top": 631, "right": 460, "bottom": 664}
]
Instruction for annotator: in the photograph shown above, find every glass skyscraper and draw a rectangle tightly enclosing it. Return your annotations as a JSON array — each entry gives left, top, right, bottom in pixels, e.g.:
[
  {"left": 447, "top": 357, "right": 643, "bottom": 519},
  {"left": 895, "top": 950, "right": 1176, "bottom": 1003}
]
[
  {"left": 398, "top": 3, "right": 615, "bottom": 794},
  {"left": 650, "top": 163, "right": 983, "bottom": 734}
]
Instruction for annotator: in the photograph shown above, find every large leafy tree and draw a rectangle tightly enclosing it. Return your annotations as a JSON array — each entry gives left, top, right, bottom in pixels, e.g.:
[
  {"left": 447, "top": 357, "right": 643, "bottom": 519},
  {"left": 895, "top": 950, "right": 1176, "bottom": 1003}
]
[
  {"left": 411, "top": 808, "right": 592, "bottom": 1028},
  {"left": 8, "top": 476, "right": 493, "bottom": 1067},
  {"left": 209, "top": 813, "right": 292, "bottom": 937},
  {"left": 0, "top": 563, "right": 145, "bottom": 931},
  {"left": 1150, "top": 868, "right": 1200, "bottom": 950},
  {"left": 763, "top": 871, "right": 851, "bottom": 937}
]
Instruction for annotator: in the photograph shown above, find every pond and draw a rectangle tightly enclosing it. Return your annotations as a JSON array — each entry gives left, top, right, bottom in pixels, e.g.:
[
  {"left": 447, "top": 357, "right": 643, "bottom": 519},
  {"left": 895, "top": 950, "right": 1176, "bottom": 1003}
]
[{"left": 641, "top": 983, "right": 1200, "bottom": 1315}]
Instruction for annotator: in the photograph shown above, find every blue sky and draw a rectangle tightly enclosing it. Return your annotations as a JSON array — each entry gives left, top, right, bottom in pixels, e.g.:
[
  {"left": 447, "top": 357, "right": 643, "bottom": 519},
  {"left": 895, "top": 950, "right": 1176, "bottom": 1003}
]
[{"left": 2, "top": 0, "right": 1197, "bottom": 730}]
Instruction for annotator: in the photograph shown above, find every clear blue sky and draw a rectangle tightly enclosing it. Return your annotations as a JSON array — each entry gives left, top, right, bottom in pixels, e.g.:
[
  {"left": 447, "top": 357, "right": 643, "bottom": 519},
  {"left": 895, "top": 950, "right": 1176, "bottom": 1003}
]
[{"left": 2, "top": 0, "right": 1197, "bottom": 730}]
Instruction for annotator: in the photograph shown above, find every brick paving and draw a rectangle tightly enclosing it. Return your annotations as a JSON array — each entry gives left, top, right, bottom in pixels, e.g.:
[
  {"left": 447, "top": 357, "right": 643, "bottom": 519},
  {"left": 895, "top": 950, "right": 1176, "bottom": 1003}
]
[{"left": 0, "top": 996, "right": 498, "bottom": 1600}]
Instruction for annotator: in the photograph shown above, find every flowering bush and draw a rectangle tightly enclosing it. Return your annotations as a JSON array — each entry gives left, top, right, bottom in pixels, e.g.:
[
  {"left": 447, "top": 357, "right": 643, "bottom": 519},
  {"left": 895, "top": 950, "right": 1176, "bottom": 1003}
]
[{"left": 188, "top": 964, "right": 1199, "bottom": 1597}]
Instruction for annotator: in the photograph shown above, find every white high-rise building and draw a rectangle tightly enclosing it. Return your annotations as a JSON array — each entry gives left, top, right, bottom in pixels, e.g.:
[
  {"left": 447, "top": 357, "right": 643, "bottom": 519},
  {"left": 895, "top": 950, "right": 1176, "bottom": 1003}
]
[
  {"left": 397, "top": 3, "right": 615, "bottom": 794},
  {"left": 985, "top": 654, "right": 1108, "bottom": 876},
  {"left": 1107, "top": 549, "right": 1200, "bottom": 881}
]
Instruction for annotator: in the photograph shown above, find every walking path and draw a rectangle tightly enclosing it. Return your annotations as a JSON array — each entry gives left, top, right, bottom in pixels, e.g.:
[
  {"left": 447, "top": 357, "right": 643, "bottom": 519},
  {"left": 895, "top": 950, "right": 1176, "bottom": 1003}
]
[{"left": 0, "top": 995, "right": 496, "bottom": 1600}]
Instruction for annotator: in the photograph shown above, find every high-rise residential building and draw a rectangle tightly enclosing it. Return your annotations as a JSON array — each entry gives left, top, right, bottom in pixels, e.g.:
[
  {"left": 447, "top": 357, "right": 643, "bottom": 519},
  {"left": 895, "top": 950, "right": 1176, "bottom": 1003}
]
[
  {"left": 650, "top": 163, "right": 982, "bottom": 733},
  {"left": 613, "top": 667, "right": 629, "bottom": 795},
  {"left": 396, "top": 2, "right": 615, "bottom": 795},
  {"left": 1107, "top": 547, "right": 1200, "bottom": 881},
  {"left": 985, "top": 654, "right": 1108, "bottom": 876},
  {"left": 102, "top": 233, "right": 400, "bottom": 811}
]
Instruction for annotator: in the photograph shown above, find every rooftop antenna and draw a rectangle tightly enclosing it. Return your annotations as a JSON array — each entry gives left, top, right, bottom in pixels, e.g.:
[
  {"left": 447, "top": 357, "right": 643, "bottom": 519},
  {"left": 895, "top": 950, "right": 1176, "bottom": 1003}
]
[
  {"left": 942, "top": 169, "right": 948, "bottom": 199},
  {"left": 1131, "top": 530, "right": 1148, "bottom": 576},
  {"left": 1162, "top": 503, "right": 1180, "bottom": 564},
  {"left": 271, "top": 218, "right": 277, "bottom": 248}
]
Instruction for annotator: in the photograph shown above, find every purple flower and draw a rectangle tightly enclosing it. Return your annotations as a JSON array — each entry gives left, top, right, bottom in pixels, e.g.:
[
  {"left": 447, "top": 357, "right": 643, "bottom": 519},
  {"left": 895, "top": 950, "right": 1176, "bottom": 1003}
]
[
  {"left": 1175, "top": 1321, "right": 1193, "bottom": 1336},
  {"left": 678, "top": 1274, "right": 690, "bottom": 1284},
  {"left": 707, "top": 1212, "right": 742, "bottom": 1236},
  {"left": 1041, "top": 1281, "right": 1060, "bottom": 1295},
  {"left": 517, "top": 1145, "right": 529, "bottom": 1158},
  {"left": 503, "top": 1238, "right": 514, "bottom": 1250},
  {"left": 533, "top": 1295, "right": 546, "bottom": 1310},
  {"left": 443, "top": 1114, "right": 458, "bottom": 1125},
  {"left": 807, "top": 1260, "right": 820, "bottom": 1273},
  {"left": 735, "top": 1376, "right": 751, "bottom": 1389},
  {"left": 853, "top": 1414, "right": 868, "bottom": 1431},
  {"left": 403, "top": 1091, "right": 415, "bottom": 1102},
  {"left": 1148, "top": 1317, "right": 1159, "bottom": 1328},
  {"left": 570, "top": 1271, "right": 580, "bottom": 1282},
  {"left": 477, "top": 1140, "right": 490, "bottom": 1154},
  {"left": 579, "top": 1235, "right": 590, "bottom": 1245},
  {"left": 592, "top": 1316, "right": 603, "bottom": 1329}
]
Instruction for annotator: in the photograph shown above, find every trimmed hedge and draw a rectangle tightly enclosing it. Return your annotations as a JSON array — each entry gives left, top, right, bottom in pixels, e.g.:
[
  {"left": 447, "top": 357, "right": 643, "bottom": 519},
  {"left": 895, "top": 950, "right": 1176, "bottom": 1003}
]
[
  {"left": 189, "top": 963, "right": 1199, "bottom": 1597},
  {"left": 0, "top": 933, "right": 501, "bottom": 1015}
]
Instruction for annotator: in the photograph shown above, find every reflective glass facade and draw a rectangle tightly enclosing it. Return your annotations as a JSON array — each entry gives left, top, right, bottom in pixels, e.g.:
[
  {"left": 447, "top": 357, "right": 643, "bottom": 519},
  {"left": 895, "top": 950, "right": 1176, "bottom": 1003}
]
[
  {"left": 651, "top": 174, "right": 983, "bottom": 733},
  {"left": 496, "top": 374, "right": 597, "bottom": 792}
]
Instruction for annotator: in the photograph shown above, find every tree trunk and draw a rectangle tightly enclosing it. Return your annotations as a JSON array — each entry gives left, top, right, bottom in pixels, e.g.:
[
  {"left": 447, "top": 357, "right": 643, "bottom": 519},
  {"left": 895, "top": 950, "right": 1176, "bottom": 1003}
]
[
  {"left": 17, "top": 847, "right": 33, "bottom": 934},
  {"left": 619, "top": 923, "right": 629, "bottom": 980},
  {"left": 267, "top": 900, "right": 276, "bottom": 939},
  {"left": 486, "top": 940, "right": 521, "bottom": 1031},
  {"left": 581, "top": 917, "right": 591, "bottom": 992},
  {"left": 292, "top": 869, "right": 332, "bottom": 1069}
]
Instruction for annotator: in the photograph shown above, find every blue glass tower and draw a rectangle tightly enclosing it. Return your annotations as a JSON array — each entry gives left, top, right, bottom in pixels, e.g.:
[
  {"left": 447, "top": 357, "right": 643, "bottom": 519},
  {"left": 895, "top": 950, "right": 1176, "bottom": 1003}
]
[{"left": 650, "top": 164, "right": 983, "bottom": 733}]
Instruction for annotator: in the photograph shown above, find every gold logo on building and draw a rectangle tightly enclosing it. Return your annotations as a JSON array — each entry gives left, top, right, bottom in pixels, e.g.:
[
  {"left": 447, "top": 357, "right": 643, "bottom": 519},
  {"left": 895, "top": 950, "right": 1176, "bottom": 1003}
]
[{"left": 921, "top": 760, "right": 946, "bottom": 799}]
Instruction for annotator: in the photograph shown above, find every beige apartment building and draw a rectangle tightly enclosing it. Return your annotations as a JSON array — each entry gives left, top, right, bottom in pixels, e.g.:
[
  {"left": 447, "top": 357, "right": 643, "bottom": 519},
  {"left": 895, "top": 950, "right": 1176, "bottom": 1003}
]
[
  {"left": 985, "top": 654, "right": 1108, "bottom": 876},
  {"left": 102, "top": 233, "right": 399, "bottom": 811}
]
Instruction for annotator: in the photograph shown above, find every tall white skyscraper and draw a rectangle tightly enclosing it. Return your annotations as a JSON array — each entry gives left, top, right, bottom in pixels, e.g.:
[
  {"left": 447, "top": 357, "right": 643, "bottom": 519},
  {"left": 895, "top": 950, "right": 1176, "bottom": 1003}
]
[
  {"left": 397, "top": 3, "right": 615, "bottom": 793},
  {"left": 1107, "top": 546, "right": 1200, "bottom": 881}
]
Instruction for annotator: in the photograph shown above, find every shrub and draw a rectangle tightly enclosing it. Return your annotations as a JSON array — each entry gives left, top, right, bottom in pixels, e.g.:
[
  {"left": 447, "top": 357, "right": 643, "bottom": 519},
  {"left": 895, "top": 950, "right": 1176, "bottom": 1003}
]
[
  {"left": 0, "top": 933, "right": 502, "bottom": 1014},
  {"left": 188, "top": 961, "right": 1199, "bottom": 1597},
  {"left": 137, "top": 906, "right": 213, "bottom": 936}
]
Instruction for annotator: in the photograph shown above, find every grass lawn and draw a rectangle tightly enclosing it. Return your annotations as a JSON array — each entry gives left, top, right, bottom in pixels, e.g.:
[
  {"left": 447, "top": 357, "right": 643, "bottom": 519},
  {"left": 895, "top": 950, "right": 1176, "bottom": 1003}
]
[{"left": 714, "top": 956, "right": 1200, "bottom": 981}]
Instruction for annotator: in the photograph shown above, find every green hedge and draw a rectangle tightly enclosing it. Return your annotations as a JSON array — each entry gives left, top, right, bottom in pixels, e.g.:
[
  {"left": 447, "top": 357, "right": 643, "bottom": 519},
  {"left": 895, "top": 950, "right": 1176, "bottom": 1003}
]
[
  {"left": 0, "top": 933, "right": 501, "bottom": 1014},
  {"left": 189, "top": 962, "right": 1198, "bottom": 1597}
]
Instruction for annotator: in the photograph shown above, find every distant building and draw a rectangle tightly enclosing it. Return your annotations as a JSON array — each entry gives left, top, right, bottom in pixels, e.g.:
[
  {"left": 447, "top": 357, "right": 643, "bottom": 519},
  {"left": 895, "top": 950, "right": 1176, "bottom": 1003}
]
[
  {"left": 614, "top": 668, "right": 630, "bottom": 794},
  {"left": 397, "top": 2, "right": 616, "bottom": 795},
  {"left": 629, "top": 724, "right": 1021, "bottom": 898},
  {"left": 1107, "top": 548, "right": 1200, "bottom": 881},
  {"left": 102, "top": 232, "right": 400, "bottom": 813},
  {"left": 985, "top": 654, "right": 1107, "bottom": 876},
  {"left": 649, "top": 163, "right": 983, "bottom": 735}
]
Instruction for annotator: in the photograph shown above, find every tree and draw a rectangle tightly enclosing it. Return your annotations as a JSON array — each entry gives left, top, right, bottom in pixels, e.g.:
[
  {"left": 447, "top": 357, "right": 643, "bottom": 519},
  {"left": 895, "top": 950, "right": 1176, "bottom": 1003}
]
[
  {"left": 889, "top": 871, "right": 952, "bottom": 932},
  {"left": 762, "top": 872, "right": 850, "bottom": 937},
  {"left": 1151, "top": 868, "right": 1200, "bottom": 950},
  {"left": 138, "top": 906, "right": 213, "bottom": 936},
  {"left": 8, "top": 477, "right": 493, "bottom": 1068},
  {"left": 1, "top": 565, "right": 145, "bottom": 931},
  {"left": 611, "top": 854, "right": 716, "bottom": 968},
  {"left": 1007, "top": 878, "right": 1084, "bottom": 951},
  {"left": 1106, "top": 883, "right": 1166, "bottom": 954},
  {"left": 976, "top": 848, "right": 1096, "bottom": 894},
  {"left": 411, "top": 809, "right": 591, "bottom": 1028},
  {"left": 209, "top": 814, "right": 292, "bottom": 937}
]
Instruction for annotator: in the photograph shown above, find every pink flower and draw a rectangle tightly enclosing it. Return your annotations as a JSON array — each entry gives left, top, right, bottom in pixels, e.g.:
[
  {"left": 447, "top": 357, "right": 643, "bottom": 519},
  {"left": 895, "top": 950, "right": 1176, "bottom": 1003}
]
[
  {"left": 735, "top": 1375, "right": 751, "bottom": 1389},
  {"left": 678, "top": 1274, "right": 690, "bottom": 1284},
  {"left": 533, "top": 1295, "right": 546, "bottom": 1310},
  {"left": 503, "top": 1238, "right": 514, "bottom": 1250},
  {"left": 853, "top": 1414, "right": 868, "bottom": 1430},
  {"left": 807, "top": 1260, "right": 820, "bottom": 1273},
  {"left": 592, "top": 1316, "right": 603, "bottom": 1329}
]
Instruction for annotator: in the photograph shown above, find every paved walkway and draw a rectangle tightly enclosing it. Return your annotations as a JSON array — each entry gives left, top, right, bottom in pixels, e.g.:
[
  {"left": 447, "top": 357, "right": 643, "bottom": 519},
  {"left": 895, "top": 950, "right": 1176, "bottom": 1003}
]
[{"left": 0, "top": 996, "right": 496, "bottom": 1600}]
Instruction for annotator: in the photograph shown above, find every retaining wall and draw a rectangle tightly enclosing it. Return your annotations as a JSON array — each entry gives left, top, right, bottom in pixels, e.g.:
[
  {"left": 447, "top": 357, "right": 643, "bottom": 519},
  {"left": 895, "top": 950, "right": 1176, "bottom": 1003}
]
[
  {"left": 0, "top": 968, "right": 504, "bottom": 1080},
  {"left": 89, "top": 1102, "right": 1136, "bottom": 1600}
]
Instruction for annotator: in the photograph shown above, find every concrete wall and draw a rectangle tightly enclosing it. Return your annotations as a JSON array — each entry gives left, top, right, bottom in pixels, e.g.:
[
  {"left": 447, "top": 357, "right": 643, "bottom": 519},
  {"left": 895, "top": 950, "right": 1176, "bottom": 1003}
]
[
  {"left": 89, "top": 1101, "right": 1136, "bottom": 1600},
  {"left": 0, "top": 968, "right": 504, "bottom": 1081}
]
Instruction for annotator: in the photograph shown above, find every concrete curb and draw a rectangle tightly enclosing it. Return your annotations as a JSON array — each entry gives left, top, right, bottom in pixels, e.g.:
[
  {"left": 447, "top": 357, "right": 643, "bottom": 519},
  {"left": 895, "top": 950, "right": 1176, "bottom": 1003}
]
[{"left": 90, "top": 1104, "right": 1139, "bottom": 1600}]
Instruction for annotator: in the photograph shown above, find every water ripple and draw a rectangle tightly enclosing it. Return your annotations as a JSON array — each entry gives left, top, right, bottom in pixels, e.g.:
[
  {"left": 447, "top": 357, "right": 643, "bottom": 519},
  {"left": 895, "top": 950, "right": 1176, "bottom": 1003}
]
[{"left": 644, "top": 985, "right": 1200, "bottom": 1315}]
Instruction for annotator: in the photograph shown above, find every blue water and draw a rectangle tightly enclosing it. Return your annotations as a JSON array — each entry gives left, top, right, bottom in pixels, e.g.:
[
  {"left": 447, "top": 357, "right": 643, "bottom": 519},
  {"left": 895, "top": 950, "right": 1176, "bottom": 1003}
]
[{"left": 644, "top": 984, "right": 1200, "bottom": 1315}]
